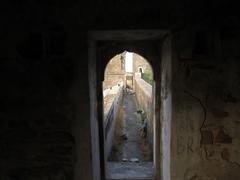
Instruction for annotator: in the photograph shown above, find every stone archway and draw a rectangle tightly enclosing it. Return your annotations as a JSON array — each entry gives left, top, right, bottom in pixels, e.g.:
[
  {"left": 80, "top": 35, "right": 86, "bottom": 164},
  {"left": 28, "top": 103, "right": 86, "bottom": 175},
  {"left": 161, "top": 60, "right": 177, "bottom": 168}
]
[
  {"left": 103, "top": 52, "right": 155, "bottom": 179},
  {"left": 88, "top": 30, "right": 172, "bottom": 180}
]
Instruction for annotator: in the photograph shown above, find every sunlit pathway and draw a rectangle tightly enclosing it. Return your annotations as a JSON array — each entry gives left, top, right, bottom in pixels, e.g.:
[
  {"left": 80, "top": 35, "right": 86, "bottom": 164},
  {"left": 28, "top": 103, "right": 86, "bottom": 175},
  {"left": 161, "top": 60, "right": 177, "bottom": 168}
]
[
  {"left": 107, "top": 92, "right": 153, "bottom": 179},
  {"left": 109, "top": 92, "right": 150, "bottom": 161}
]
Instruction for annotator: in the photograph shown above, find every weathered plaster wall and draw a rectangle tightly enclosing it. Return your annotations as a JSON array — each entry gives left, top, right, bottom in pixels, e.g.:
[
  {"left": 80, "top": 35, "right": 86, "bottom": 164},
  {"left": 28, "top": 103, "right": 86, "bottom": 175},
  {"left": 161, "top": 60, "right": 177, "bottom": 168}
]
[
  {"left": 171, "top": 21, "right": 240, "bottom": 180},
  {"left": 0, "top": 30, "right": 84, "bottom": 179},
  {"left": 0, "top": 1, "right": 239, "bottom": 180},
  {"left": 0, "top": 3, "right": 93, "bottom": 179}
]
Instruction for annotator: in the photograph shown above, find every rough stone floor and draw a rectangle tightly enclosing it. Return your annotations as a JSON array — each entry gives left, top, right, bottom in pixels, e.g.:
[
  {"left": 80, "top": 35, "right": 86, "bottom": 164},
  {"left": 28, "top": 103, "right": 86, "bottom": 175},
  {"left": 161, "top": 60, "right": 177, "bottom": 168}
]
[
  {"left": 106, "top": 162, "right": 154, "bottom": 180},
  {"left": 107, "top": 92, "right": 153, "bottom": 179}
]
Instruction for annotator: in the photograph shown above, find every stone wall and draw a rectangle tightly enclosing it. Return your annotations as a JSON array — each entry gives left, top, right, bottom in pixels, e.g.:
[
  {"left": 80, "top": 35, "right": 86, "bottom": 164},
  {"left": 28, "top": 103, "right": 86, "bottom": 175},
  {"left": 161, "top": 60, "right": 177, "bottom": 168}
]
[
  {"left": 133, "top": 53, "right": 152, "bottom": 73},
  {"left": 103, "top": 54, "right": 125, "bottom": 90},
  {"left": 103, "top": 54, "right": 125, "bottom": 162},
  {"left": 134, "top": 74, "right": 153, "bottom": 151},
  {"left": 104, "top": 87, "right": 123, "bottom": 160}
]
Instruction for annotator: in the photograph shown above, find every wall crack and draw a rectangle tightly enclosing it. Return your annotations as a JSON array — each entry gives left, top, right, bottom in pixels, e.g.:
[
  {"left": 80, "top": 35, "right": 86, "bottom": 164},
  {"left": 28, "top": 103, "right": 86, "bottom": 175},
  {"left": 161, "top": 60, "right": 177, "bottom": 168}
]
[
  {"left": 184, "top": 90, "right": 207, "bottom": 146},
  {"left": 184, "top": 90, "right": 207, "bottom": 131}
]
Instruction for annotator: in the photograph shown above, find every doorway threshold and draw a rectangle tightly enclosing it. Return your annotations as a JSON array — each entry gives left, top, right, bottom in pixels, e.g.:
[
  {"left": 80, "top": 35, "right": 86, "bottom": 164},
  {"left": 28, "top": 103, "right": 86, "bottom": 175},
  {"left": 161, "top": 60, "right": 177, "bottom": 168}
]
[{"left": 106, "top": 162, "right": 154, "bottom": 180}]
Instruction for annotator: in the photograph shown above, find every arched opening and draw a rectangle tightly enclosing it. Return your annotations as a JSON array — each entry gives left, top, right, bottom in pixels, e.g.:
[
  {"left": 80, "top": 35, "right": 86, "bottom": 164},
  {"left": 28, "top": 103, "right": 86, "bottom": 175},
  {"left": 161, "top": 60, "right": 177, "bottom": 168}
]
[
  {"left": 88, "top": 30, "right": 171, "bottom": 180},
  {"left": 103, "top": 51, "right": 155, "bottom": 179}
]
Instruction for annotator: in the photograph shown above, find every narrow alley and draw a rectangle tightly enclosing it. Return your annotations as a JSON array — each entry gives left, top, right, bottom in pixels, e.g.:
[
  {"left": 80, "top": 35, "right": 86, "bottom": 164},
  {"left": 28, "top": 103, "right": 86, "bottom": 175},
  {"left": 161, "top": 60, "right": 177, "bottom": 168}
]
[
  {"left": 108, "top": 91, "right": 151, "bottom": 162},
  {"left": 107, "top": 90, "right": 153, "bottom": 179},
  {"left": 104, "top": 52, "right": 154, "bottom": 179}
]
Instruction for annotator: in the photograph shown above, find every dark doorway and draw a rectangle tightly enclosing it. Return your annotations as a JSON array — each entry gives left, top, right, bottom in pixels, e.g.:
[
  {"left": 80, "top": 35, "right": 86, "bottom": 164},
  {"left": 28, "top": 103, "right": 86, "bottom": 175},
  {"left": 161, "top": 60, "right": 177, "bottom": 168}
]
[{"left": 88, "top": 30, "right": 172, "bottom": 180}]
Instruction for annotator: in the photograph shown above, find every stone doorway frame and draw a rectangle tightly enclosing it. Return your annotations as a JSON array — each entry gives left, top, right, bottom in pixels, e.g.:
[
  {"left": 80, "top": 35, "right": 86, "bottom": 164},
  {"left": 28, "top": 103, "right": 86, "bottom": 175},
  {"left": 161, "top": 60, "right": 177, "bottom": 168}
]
[{"left": 88, "top": 30, "right": 171, "bottom": 180}]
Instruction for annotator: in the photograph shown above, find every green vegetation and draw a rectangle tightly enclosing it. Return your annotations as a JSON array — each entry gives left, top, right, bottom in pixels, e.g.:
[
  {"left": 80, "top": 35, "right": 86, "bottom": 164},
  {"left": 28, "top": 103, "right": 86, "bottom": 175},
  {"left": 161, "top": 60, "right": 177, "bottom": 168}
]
[{"left": 142, "top": 69, "right": 153, "bottom": 85}]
